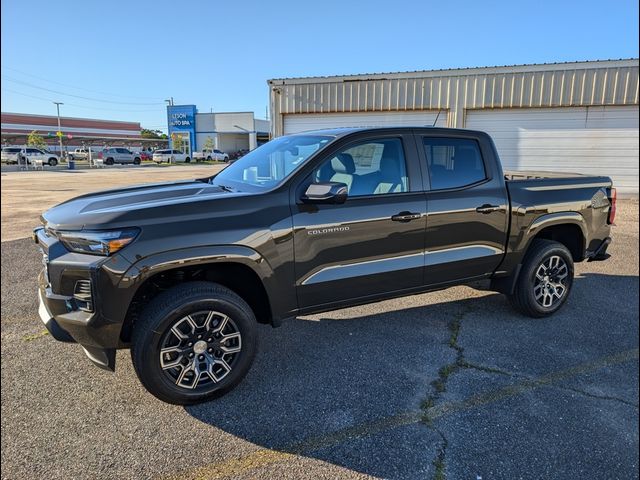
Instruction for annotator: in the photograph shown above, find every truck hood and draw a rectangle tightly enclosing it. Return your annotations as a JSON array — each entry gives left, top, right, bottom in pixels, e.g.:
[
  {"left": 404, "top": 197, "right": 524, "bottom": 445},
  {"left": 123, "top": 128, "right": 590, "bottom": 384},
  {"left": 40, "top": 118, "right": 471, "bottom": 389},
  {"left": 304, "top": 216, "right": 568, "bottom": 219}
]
[{"left": 41, "top": 179, "right": 246, "bottom": 230}]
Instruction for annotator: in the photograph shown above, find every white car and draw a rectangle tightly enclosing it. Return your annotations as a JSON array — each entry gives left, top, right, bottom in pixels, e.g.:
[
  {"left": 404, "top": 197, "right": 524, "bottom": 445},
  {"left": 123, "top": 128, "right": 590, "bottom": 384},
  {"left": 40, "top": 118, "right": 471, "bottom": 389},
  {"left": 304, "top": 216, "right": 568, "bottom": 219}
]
[
  {"left": 193, "top": 148, "right": 229, "bottom": 162},
  {"left": 152, "top": 149, "right": 190, "bottom": 163},
  {"left": 1, "top": 147, "right": 59, "bottom": 166}
]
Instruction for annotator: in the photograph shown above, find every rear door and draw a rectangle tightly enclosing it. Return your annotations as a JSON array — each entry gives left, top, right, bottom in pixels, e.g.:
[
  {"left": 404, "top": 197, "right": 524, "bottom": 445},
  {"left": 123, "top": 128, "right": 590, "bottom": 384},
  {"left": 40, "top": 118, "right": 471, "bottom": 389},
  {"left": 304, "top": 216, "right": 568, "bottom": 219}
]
[
  {"left": 417, "top": 132, "right": 509, "bottom": 284},
  {"left": 292, "top": 131, "right": 427, "bottom": 309}
]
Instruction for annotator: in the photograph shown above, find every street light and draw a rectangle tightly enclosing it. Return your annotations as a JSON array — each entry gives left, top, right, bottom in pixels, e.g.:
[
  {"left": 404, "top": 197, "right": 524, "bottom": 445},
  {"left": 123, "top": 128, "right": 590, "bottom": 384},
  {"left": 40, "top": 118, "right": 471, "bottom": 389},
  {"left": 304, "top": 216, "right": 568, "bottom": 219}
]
[{"left": 53, "top": 102, "right": 64, "bottom": 160}]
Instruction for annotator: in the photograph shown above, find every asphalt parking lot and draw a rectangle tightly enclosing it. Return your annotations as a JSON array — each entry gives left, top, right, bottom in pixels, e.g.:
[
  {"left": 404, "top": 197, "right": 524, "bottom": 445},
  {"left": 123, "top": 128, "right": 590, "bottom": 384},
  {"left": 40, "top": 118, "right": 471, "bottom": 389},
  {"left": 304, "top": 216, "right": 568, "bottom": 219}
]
[{"left": 1, "top": 195, "right": 638, "bottom": 479}]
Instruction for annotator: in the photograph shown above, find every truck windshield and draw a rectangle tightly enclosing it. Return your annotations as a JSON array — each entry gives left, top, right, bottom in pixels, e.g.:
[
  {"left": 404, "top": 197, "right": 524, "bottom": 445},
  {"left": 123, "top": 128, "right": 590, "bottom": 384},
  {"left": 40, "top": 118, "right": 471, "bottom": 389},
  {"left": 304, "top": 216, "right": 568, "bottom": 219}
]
[{"left": 211, "top": 135, "right": 333, "bottom": 191}]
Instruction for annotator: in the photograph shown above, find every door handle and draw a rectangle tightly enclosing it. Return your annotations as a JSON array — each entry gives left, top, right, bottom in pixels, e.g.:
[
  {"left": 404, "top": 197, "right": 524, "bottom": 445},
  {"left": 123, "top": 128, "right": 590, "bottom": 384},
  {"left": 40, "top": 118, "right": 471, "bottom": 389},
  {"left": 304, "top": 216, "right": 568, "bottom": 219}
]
[
  {"left": 476, "top": 204, "right": 501, "bottom": 214},
  {"left": 391, "top": 211, "right": 422, "bottom": 222}
]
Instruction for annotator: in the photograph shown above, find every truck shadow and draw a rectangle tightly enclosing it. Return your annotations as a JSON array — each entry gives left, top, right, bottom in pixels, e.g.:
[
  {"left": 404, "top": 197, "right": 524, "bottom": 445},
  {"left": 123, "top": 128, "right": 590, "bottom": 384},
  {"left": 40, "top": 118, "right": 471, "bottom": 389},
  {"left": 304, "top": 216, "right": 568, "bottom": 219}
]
[{"left": 185, "top": 273, "right": 638, "bottom": 479}]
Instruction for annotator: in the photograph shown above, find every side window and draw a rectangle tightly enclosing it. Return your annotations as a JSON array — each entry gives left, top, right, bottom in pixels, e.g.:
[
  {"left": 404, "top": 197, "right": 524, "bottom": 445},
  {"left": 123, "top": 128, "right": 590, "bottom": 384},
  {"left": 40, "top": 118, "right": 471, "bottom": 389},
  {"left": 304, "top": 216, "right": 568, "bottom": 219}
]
[
  {"left": 423, "top": 137, "right": 486, "bottom": 190},
  {"left": 313, "top": 138, "right": 408, "bottom": 197}
]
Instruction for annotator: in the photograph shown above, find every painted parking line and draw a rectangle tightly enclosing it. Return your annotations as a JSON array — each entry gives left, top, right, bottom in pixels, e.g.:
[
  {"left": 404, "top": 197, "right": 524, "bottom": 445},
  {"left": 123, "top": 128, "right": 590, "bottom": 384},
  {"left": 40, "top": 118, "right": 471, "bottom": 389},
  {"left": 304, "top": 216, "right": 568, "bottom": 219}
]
[{"left": 164, "top": 348, "right": 639, "bottom": 480}]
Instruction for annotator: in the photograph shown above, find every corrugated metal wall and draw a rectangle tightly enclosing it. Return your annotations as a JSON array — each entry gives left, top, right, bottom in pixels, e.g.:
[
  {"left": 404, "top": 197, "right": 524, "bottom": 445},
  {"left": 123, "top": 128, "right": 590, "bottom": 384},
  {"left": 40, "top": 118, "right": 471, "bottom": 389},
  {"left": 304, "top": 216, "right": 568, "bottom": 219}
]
[{"left": 268, "top": 60, "right": 639, "bottom": 136}]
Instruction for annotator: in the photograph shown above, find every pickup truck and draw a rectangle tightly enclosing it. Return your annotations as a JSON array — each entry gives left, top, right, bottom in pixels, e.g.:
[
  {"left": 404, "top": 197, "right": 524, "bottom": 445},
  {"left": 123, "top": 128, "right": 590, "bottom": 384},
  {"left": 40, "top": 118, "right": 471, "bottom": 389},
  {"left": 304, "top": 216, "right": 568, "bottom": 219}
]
[
  {"left": 34, "top": 127, "right": 615, "bottom": 405},
  {"left": 193, "top": 148, "right": 229, "bottom": 162}
]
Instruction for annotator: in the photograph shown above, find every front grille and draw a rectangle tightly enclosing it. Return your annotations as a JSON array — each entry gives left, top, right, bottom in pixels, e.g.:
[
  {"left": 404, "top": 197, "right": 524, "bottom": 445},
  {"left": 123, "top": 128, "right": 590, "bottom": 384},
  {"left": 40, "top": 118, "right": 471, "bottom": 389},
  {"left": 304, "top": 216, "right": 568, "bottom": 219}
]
[{"left": 74, "top": 280, "right": 93, "bottom": 312}]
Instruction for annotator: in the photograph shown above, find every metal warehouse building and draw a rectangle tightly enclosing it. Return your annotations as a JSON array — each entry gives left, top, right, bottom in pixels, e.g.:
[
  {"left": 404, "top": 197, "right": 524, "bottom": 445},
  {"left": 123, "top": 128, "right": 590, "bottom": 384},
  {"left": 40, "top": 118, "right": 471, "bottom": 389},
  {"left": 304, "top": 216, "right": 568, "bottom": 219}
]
[{"left": 268, "top": 59, "right": 639, "bottom": 193}]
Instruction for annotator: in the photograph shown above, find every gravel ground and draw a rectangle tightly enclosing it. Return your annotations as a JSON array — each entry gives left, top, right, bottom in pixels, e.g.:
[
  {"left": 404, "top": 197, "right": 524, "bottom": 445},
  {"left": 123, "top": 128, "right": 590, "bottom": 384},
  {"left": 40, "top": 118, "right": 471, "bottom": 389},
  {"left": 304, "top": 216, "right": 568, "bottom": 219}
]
[{"left": 1, "top": 200, "right": 638, "bottom": 480}]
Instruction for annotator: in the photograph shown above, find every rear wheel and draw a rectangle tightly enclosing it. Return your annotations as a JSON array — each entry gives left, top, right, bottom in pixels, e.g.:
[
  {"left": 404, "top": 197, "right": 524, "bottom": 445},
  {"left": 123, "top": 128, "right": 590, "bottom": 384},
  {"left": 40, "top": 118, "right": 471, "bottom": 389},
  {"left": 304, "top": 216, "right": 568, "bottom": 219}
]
[
  {"left": 185, "top": 157, "right": 191, "bottom": 163},
  {"left": 508, "top": 239, "right": 574, "bottom": 318},
  {"left": 105, "top": 158, "right": 114, "bottom": 166},
  {"left": 131, "top": 282, "right": 257, "bottom": 405},
  {"left": 133, "top": 157, "right": 141, "bottom": 165}
]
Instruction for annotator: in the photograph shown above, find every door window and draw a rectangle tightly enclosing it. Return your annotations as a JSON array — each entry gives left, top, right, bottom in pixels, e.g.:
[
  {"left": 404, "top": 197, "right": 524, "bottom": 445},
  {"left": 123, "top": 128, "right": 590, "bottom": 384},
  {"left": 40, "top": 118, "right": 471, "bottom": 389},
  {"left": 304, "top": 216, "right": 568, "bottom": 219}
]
[
  {"left": 313, "top": 138, "right": 408, "bottom": 197},
  {"left": 423, "top": 138, "right": 486, "bottom": 190}
]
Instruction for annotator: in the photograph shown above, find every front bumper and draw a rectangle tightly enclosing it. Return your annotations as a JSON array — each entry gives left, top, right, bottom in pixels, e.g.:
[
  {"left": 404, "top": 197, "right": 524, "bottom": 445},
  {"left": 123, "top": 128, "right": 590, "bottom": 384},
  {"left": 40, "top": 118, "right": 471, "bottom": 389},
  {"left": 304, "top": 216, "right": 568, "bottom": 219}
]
[{"left": 34, "top": 227, "right": 133, "bottom": 371}]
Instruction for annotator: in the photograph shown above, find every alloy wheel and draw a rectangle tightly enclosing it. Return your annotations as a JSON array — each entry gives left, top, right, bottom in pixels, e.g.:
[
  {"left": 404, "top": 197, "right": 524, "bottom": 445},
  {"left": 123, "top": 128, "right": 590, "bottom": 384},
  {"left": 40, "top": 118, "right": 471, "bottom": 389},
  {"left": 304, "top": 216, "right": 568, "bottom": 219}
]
[
  {"left": 533, "top": 255, "right": 569, "bottom": 308},
  {"left": 159, "top": 310, "right": 242, "bottom": 390}
]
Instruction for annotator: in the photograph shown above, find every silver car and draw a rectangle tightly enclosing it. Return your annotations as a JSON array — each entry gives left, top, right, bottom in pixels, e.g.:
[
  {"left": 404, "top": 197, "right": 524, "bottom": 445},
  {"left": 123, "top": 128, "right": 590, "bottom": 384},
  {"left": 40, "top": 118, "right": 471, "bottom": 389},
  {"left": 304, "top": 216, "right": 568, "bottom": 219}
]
[{"left": 99, "top": 148, "right": 141, "bottom": 165}]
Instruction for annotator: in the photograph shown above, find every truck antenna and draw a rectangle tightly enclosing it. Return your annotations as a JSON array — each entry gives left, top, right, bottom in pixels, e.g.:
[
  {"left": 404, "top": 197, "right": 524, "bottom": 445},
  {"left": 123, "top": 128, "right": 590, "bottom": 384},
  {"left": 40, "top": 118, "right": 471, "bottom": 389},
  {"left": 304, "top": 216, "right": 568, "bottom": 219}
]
[{"left": 432, "top": 109, "right": 441, "bottom": 127}]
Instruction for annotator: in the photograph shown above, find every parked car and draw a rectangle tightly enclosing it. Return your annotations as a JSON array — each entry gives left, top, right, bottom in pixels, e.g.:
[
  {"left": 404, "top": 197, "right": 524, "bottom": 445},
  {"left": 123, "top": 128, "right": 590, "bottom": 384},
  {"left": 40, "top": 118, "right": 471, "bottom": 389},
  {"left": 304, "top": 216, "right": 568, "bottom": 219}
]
[
  {"left": 138, "top": 151, "right": 152, "bottom": 161},
  {"left": 1, "top": 147, "right": 59, "bottom": 166},
  {"left": 193, "top": 149, "right": 229, "bottom": 162},
  {"left": 1, "top": 147, "right": 24, "bottom": 164},
  {"left": 152, "top": 149, "right": 190, "bottom": 163},
  {"left": 98, "top": 147, "right": 141, "bottom": 165},
  {"left": 34, "top": 127, "right": 615, "bottom": 405}
]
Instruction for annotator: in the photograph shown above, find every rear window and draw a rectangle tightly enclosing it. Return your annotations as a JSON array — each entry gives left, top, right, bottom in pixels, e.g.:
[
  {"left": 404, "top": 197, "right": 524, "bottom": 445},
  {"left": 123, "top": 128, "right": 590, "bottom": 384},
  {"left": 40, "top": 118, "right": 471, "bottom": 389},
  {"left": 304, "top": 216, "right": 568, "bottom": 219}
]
[
  {"left": 423, "top": 137, "right": 487, "bottom": 190},
  {"left": 2, "top": 148, "right": 21, "bottom": 153},
  {"left": 155, "top": 150, "right": 169, "bottom": 154}
]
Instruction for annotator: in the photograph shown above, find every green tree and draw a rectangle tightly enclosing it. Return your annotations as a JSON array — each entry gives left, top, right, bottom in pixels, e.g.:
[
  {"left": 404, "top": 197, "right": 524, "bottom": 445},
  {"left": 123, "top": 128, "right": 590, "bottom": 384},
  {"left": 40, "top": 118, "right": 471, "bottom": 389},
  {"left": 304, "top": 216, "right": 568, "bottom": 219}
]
[
  {"left": 171, "top": 133, "right": 185, "bottom": 152},
  {"left": 27, "top": 130, "right": 46, "bottom": 150},
  {"left": 203, "top": 136, "right": 215, "bottom": 151},
  {"left": 141, "top": 128, "right": 168, "bottom": 139}
]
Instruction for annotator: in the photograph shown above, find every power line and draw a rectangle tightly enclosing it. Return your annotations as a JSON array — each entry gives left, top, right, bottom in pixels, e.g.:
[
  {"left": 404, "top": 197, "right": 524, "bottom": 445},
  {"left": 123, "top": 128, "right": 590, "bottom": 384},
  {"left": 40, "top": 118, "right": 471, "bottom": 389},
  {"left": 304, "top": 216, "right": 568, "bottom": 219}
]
[
  {"left": 1, "top": 65, "right": 163, "bottom": 101},
  {"left": 2, "top": 76, "right": 164, "bottom": 105},
  {"left": 1, "top": 88, "right": 165, "bottom": 113}
]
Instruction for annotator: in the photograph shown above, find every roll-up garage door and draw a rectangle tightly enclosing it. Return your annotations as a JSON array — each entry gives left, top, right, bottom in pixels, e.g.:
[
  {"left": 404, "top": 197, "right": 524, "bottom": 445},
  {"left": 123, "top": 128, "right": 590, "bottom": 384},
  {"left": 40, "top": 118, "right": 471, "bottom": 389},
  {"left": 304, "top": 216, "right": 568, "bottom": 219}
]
[
  {"left": 283, "top": 111, "right": 447, "bottom": 135},
  {"left": 465, "top": 106, "right": 639, "bottom": 193}
]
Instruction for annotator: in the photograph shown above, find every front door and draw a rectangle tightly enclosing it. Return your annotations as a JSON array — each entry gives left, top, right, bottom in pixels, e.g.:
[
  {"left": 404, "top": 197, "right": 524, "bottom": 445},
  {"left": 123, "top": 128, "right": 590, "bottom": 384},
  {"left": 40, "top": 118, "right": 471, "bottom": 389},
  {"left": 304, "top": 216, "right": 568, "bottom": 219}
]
[
  {"left": 418, "top": 133, "right": 509, "bottom": 285},
  {"left": 292, "top": 133, "right": 427, "bottom": 310}
]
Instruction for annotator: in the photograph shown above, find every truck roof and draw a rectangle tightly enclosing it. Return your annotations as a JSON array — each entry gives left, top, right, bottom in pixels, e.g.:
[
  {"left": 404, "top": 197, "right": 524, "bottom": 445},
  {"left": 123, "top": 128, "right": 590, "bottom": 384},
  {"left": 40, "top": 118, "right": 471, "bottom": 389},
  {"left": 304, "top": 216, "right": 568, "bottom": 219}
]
[{"left": 289, "top": 126, "right": 488, "bottom": 137}]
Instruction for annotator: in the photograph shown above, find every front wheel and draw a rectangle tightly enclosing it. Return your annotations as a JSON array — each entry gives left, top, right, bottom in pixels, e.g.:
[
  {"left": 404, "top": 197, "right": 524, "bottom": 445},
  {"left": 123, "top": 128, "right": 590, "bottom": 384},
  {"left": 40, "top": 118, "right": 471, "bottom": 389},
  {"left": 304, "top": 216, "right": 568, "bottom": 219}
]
[
  {"left": 131, "top": 282, "right": 258, "bottom": 405},
  {"left": 508, "top": 239, "right": 574, "bottom": 318},
  {"left": 48, "top": 158, "right": 58, "bottom": 167},
  {"left": 185, "top": 157, "right": 191, "bottom": 163},
  {"left": 133, "top": 157, "right": 141, "bottom": 165}
]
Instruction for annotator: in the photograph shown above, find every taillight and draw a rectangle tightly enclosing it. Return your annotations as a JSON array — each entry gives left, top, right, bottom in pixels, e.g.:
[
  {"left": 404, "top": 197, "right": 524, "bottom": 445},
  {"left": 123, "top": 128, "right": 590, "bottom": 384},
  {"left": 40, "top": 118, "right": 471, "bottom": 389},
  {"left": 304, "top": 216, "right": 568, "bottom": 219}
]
[{"left": 608, "top": 188, "right": 617, "bottom": 225}]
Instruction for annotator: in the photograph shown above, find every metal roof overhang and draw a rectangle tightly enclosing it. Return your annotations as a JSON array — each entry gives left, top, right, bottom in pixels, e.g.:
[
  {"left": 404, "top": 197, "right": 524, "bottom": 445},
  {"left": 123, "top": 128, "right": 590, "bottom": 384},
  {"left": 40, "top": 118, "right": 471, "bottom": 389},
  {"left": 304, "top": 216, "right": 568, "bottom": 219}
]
[{"left": 1, "top": 132, "right": 169, "bottom": 146}]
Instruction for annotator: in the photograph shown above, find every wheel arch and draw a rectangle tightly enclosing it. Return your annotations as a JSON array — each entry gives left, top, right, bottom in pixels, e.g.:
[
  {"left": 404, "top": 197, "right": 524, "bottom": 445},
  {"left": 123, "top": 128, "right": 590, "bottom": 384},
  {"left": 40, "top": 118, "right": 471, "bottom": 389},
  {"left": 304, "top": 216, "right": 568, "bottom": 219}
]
[
  {"left": 525, "top": 212, "right": 587, "bottom": 262},
  {"left": 118, "top": 246, "right": 277, "bottom": 344}
]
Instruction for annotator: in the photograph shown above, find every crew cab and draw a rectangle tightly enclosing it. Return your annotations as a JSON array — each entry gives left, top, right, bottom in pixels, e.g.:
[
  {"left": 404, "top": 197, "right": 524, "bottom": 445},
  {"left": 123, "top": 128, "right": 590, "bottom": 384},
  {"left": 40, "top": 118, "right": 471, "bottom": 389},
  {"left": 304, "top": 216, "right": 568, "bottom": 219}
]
[
  {"left": 34, "top": 127, "right": 614, "bottom": 404},
  {"left": 193, "top": 149, "right": 229, "bottom": 162}
]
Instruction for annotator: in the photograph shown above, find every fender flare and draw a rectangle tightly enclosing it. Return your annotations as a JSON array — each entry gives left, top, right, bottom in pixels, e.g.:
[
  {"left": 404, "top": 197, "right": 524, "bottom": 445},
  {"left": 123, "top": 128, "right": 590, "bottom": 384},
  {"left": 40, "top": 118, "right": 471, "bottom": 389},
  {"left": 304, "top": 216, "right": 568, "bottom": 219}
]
[
  {"left": 523, "top": 211, "right": 588, "bottom": 255},
  {"left": 117, "top": 245, "right": 279, "bottom": 325}
]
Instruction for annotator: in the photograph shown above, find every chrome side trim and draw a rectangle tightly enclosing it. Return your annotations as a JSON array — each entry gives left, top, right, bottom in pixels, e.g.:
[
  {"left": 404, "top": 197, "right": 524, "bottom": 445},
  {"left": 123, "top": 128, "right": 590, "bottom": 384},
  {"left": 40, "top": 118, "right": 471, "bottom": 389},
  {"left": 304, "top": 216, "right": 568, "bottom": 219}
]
[
  {"left": 425, "top": 245, "right": 503, "bottom": 266},
  {"left": 301, "top": 252, "right": 424, "bottom": 286},
  {"left": 301, "top": 244, "right": 503, "bottom": 286}
]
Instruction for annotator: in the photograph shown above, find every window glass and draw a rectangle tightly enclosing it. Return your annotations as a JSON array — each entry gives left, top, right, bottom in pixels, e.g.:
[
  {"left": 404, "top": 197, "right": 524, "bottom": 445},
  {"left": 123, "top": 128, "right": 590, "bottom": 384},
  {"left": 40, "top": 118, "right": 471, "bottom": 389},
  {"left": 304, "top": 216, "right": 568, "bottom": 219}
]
[
  {"left": 26, "top": 148, "right": 40, "bottom": 154},
  {"left": 312, "top": 138, "right": 408, "bottom": 197},
  {"left": 423, "top": 138, "right": 486, "bottom": 190},
  {"left": 212, "top": 135, "right": 332, "bottom": 192}
]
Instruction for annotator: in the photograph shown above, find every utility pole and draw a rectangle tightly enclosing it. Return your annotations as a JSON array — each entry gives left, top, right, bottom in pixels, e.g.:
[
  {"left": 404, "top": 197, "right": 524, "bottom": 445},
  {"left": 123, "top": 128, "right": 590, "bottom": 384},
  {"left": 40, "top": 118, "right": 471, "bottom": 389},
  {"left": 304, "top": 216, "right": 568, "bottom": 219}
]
[{"left": 53, "top": 102, "right": 64, "bottom": 160}]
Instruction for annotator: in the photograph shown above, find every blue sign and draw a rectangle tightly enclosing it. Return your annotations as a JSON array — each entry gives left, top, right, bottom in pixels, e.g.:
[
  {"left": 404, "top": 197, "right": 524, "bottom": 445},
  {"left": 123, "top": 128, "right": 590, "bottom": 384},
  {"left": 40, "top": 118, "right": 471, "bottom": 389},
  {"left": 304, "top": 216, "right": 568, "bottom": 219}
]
[{"left": 167, "top": 105, "right": 196, "bottom": 153}]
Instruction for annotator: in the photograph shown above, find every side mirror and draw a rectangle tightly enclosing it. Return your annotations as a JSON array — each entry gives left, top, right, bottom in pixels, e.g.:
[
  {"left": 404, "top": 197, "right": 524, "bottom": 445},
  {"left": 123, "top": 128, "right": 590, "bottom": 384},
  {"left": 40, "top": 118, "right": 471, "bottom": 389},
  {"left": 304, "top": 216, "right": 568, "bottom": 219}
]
[{"left": 302, "top": 182, "right": 348, "bottom": 204}]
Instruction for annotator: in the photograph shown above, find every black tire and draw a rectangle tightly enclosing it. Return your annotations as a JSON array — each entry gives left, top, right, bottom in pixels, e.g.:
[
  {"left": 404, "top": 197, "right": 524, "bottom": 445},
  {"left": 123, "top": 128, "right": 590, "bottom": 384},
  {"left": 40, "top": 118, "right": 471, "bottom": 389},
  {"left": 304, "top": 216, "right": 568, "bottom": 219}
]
[
  {"left": 130, "top": 281, "right": 258, "bottom": 405},
  {"left": 508, "top": 239, "right": 574, "bottom": 318},
  {"left": 185, "top": 157, "right": 191, "bottom": 163},
  {"left": 48, "top": 158, "right": 58, "bottom": 167},
  {"left": 206, "top": 156, "right": 212, "bottom": 161},
  {"left": 133, "top": 157, "right": 141, "bottom": 165},
  {"left": 106, "top": 158, "right": 115, "bottom": 166}
]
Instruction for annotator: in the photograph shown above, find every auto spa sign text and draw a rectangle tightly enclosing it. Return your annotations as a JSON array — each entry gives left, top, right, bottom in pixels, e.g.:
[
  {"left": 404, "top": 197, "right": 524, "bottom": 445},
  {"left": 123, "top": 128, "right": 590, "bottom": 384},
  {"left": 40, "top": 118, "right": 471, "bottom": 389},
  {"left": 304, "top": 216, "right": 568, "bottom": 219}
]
[{"left": 167, "top": 105, "right": 197, "bottom": 152}]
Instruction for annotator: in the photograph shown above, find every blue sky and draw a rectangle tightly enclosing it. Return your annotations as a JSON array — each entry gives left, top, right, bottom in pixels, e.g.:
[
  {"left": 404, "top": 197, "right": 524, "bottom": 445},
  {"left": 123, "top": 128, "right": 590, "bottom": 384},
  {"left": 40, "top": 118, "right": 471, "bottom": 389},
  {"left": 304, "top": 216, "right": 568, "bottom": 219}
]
[{"left": 1, "top": 0, "right": 638, "bottom": 132}]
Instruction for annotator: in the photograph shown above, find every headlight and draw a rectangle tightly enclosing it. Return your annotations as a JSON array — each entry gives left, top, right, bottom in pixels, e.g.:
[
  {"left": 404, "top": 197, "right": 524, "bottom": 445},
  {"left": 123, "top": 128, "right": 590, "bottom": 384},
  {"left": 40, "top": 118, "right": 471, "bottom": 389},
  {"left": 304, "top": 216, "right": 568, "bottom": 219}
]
[{"left": 58, "top": 228, "right": 139, "bottom": 256}]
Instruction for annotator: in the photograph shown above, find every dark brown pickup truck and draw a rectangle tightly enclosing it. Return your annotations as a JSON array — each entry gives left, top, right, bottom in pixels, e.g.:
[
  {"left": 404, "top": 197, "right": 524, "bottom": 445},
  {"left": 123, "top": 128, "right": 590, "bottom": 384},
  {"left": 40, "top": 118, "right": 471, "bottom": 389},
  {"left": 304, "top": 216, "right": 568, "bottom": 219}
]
[{"left": 34, "top": 127, "right": 615, "bottom": 404}]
